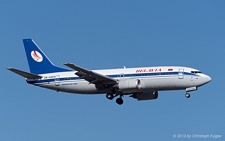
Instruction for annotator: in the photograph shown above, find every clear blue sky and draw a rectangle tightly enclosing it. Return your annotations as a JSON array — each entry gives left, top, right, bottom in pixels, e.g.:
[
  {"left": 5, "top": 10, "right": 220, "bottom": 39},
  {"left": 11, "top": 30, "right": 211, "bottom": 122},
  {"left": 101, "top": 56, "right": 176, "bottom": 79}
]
[{"left": 1, "top": 0, "right": 224, "bottom": 140}]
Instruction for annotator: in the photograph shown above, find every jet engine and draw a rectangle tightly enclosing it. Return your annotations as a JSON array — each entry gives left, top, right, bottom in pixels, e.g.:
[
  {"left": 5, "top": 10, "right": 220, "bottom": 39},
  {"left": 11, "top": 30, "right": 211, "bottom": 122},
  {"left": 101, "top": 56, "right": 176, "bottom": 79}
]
[
  {"left": 117, "top": 79, "right": 142, "bottom": 91},
  {"left": 130, "top": 91, "right": 158, "bottom": 100}
]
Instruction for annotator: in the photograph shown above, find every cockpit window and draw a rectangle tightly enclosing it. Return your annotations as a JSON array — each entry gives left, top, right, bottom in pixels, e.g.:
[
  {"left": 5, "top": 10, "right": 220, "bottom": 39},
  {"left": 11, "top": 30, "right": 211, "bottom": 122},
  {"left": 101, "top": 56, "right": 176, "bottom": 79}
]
[{"left": 191, "top": 71, "right": 202, "bottom": 74}]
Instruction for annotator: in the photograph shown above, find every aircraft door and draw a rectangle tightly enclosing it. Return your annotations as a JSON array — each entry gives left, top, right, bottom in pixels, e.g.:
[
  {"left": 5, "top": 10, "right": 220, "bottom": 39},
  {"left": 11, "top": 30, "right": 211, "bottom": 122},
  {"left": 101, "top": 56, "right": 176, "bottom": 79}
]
[
  {"left": 178, "top": 69, "right": 184, "bottom": 79},
  {"left": 55, "top": 75, "right": 60, "bottom": 86}
]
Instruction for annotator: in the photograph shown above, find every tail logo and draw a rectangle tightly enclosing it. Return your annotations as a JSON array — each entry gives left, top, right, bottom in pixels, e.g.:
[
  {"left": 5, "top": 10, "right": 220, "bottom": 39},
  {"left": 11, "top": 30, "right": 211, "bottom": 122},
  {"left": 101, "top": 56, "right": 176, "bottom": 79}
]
[{"left": 31, "top": 50, "right": 43, "bottom": 62}]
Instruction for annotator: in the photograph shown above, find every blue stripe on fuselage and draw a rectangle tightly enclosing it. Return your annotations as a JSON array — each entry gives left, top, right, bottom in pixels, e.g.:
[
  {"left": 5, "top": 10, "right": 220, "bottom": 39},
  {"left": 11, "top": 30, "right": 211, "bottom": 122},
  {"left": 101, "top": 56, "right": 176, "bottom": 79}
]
[{"left": 27, "top": 71, "right": 198, "bottom": 85}]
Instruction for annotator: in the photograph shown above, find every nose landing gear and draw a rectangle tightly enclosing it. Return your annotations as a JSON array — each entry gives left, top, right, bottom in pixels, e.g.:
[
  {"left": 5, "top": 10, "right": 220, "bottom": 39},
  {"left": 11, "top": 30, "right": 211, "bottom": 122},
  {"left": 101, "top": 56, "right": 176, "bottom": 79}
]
[{"left": 185, "top": 87, "right": 197, "bottom": 98}]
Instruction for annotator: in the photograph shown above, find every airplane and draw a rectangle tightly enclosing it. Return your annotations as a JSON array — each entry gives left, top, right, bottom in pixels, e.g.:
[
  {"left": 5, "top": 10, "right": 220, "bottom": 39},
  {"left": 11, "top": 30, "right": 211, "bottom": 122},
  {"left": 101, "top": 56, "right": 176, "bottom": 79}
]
[{"left": 7, "top": 39, "right": 211, "bottom": 105}]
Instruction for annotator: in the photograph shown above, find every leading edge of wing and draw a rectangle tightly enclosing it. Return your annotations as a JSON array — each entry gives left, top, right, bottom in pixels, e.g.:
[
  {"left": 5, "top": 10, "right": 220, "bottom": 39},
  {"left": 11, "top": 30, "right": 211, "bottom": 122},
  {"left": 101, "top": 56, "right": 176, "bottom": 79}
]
[{"left": 64, "top": 63, "right": 117, "bottom": 85}]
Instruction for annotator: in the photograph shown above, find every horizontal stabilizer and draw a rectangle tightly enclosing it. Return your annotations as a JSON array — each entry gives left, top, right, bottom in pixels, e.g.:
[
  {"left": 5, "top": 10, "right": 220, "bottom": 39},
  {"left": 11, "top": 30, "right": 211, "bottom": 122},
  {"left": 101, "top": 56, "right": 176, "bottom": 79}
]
[{"left": 7, "top": 68, "right": 42, "bottom": 79}]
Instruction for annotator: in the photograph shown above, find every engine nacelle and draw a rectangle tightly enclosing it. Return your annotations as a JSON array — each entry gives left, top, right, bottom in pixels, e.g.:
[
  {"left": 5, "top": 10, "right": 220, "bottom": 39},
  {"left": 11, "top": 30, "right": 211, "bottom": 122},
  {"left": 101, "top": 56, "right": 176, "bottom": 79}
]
[
  {"left": 117, "top": 79, "right": 142, "bottom": 91},
  {"left": 131, "top": 91, "right": 158, "bottom": 101}
]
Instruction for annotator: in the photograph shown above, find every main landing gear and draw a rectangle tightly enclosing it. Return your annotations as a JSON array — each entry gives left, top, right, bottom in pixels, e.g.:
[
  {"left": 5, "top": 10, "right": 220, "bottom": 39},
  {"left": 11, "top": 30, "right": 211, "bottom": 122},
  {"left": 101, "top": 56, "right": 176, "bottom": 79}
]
[
  {"left": 116, "top": 97, "right": 123, "bottom": 105},
  {"left": 185, "top": 93, "right": 190, "bottom": 98},
  {"left": 106, "top": 93, "right": 123, "bottom": 105},
  {"left": 106, "top": 93, "right": 114, "bottom": 100}
]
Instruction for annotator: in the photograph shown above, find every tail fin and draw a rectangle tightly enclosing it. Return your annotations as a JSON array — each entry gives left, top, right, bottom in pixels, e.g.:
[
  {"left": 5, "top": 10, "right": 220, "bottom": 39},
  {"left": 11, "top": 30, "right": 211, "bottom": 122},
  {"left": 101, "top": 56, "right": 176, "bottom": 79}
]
[{"left": 23, "top": 39, "right": 69, "bottom": 74}]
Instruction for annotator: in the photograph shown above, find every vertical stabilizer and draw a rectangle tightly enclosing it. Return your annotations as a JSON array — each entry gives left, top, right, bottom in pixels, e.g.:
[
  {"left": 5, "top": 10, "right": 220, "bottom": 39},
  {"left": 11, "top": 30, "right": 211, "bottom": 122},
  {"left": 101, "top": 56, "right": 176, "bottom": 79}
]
[{"left": 23, "top": 39, "right": 69, "bottom": 74}]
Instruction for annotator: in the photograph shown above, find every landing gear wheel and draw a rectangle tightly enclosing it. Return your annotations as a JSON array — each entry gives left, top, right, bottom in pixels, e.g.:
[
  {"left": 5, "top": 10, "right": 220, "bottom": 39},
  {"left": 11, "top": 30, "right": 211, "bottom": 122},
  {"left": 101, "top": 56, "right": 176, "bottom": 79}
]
[
  {"left": 185, "top": 93, "right": 190, "bottom": 98},
  {"left": 116, "top": 98, "right": 123, "bottom": 105},
  {"left": 106, "top": 93, "right": 114, "bottom": 100}
]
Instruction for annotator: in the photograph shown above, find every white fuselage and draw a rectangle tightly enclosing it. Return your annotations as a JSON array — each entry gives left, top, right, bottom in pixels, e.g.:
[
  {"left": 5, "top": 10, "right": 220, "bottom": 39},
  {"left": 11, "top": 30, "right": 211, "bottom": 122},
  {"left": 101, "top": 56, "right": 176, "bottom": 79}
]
[{"left": 27, "top": 66, "right": 211, "bottom": 95}]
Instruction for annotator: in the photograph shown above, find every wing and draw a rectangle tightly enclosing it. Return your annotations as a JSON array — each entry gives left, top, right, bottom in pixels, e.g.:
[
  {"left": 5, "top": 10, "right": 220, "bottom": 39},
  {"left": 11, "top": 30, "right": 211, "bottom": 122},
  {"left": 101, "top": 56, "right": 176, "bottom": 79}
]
[
  {"left": 64, "top": 63, "right": 117, "bottom": 85},
  {"left": 7, "top": 68, "right": 42, "bottom": 79}
]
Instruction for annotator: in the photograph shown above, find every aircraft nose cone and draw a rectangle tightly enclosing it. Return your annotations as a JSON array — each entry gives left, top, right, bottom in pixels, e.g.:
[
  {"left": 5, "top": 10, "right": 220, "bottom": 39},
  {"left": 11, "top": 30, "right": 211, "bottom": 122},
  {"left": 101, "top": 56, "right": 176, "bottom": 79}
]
[
  {"left": 204, "top": 75, "right": 211, "bottom": 84},
  {"left": 197, "top": 74, "right": 211, "bottom": 87},
  {"left": 207, "top": 76, "right": 212, "bottom": 82}
]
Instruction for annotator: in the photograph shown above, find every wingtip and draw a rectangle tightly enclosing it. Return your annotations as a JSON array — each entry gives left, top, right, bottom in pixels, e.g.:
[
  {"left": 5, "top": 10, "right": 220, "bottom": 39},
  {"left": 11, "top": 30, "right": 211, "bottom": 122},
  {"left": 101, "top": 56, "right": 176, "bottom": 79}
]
[
  {"left": 64, "top": 63, "right": 73, "bottom": 66},
  {"left": 7, "top": 67, "right": 13, "bottom": 70}
]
